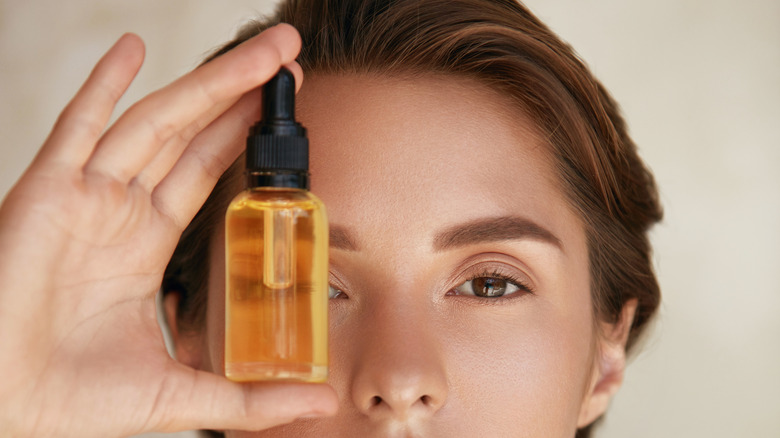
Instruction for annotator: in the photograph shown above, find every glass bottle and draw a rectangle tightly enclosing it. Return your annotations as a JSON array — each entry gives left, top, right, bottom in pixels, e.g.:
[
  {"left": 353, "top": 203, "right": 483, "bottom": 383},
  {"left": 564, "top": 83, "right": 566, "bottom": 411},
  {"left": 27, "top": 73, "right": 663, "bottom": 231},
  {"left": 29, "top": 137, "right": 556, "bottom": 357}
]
[{"left": 224, "top": 68, "right": 328, "bottom": 382}]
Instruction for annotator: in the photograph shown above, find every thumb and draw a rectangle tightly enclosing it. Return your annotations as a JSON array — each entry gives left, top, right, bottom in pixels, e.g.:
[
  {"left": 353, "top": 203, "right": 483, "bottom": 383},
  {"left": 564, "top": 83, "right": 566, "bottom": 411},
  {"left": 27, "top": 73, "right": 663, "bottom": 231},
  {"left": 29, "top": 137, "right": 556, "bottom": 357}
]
[{"left": 147, "top": 363, "right": 338, "bottom": 433}]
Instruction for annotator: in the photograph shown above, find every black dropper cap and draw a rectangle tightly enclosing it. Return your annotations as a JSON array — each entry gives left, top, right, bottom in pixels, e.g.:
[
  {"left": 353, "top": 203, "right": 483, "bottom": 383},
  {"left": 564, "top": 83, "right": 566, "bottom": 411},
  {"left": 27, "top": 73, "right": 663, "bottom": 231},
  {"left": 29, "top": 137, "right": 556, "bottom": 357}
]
[{"left": 246, "top": 67, "right": 309, "bottom": 189}]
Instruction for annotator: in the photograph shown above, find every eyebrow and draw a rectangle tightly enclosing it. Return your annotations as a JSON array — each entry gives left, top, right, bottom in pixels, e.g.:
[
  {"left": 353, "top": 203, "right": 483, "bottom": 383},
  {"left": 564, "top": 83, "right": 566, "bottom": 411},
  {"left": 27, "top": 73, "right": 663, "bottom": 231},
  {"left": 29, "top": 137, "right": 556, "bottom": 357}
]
[
  {"left": 432, "top": 216, "right": 562, "bottom": 251},
  {"left": 330, "top": 225, "right": 359, "bottom": 251}
]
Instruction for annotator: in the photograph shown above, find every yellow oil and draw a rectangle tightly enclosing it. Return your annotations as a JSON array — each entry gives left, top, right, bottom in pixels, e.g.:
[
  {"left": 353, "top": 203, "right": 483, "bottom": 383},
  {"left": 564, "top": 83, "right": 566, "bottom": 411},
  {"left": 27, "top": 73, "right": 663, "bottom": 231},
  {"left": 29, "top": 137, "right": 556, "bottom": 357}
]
[{"left": 224, "top": 187, "right": 328, "bottom": 382}]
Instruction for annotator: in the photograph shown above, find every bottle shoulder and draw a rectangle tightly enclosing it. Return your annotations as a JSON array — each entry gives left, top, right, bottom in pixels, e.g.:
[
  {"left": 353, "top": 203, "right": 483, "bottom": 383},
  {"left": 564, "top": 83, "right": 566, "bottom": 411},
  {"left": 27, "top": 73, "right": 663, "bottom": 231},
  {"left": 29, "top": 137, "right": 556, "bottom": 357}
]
[{"left": 228, "top": 188, "right": 326, "bottom": 212}]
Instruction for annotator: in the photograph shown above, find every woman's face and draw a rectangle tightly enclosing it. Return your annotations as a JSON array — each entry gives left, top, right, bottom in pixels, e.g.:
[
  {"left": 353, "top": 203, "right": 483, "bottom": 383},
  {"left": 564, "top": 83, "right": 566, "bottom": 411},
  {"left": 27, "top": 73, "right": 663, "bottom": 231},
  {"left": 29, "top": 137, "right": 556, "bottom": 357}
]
[{"left": 179, "top": 74, "right": 625, "bottom": 437}]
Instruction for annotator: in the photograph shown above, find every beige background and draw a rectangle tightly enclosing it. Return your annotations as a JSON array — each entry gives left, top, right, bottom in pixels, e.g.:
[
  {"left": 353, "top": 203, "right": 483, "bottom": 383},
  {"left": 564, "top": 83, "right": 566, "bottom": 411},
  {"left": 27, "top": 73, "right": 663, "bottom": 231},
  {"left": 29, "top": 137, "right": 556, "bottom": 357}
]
[{"left": 1, "top": 0, "right": 778, "bottom": 437}]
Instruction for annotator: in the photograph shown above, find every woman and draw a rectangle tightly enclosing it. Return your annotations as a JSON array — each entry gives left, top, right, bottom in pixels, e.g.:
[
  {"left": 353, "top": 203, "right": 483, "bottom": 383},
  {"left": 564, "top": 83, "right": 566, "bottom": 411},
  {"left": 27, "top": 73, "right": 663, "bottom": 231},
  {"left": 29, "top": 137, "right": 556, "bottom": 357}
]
[{"left": 0, "top": 0, "right": 661, "bottom": 437}]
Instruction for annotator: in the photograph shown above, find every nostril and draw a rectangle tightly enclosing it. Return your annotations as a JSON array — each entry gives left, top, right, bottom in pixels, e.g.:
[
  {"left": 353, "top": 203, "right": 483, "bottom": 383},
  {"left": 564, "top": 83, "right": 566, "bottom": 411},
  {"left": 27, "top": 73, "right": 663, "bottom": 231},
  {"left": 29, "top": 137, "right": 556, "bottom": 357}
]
[{"left": 368, "top": 394, "right": 435, "bottom": 411}]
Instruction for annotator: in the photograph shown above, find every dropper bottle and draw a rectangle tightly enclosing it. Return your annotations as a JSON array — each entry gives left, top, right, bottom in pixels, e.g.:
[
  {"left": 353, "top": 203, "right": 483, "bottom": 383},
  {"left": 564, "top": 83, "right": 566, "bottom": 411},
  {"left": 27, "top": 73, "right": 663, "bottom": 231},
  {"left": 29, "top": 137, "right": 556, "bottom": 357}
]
[{"left": 224, "top": 67, "right": 328, "bottom": 382}]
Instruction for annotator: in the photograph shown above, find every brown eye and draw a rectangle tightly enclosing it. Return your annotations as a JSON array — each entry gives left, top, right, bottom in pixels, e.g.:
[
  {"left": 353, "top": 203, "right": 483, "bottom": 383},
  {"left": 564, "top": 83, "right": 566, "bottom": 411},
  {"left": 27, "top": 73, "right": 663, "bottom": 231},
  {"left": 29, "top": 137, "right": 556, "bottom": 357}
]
[
  {"left": 453, "top": 275, "right": 523, "bottom": 298},
  {"left": 472, "top": 277, "right": 507, "bottom": 297}
]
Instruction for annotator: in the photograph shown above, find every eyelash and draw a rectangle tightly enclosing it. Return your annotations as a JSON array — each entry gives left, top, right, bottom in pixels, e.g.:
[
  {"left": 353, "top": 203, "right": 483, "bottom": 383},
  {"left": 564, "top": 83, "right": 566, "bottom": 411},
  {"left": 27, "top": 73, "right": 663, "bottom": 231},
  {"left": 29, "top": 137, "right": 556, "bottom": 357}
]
[
  {"left": 449, "top": 268, "right": 535, "bottom": 303},
  {"left": 328, "top": 267, "right": 535, "bottom": 302}
]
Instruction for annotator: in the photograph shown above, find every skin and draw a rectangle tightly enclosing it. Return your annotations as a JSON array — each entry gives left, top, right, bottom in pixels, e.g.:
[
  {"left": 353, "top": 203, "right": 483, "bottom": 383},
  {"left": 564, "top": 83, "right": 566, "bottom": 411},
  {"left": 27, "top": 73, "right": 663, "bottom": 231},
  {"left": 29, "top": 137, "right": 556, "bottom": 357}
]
[
  {"left": 167, "top": 74, "right": 637, "bottom": 437},
  {"left": 0, "top": 26, "right": 338, "bottom": 437},
  {"left": 0, "top": 23, "right": 633, "bottom": 437}
]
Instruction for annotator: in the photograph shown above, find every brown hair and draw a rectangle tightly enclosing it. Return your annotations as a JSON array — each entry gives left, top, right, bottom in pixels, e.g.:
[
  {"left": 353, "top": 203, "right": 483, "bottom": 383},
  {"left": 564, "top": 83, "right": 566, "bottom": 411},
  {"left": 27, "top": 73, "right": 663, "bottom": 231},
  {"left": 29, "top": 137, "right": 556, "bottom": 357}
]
[{"left": 163, "top": 0, "right": 662, "bottom": 436}]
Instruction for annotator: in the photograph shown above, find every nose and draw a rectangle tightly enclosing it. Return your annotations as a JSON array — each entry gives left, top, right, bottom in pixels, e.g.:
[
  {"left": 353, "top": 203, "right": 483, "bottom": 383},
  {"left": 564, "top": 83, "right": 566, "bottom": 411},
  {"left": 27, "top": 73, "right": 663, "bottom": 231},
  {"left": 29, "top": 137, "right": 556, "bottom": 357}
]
[{"left": 350, "top": 299, "right": 448, "bottom": 420}]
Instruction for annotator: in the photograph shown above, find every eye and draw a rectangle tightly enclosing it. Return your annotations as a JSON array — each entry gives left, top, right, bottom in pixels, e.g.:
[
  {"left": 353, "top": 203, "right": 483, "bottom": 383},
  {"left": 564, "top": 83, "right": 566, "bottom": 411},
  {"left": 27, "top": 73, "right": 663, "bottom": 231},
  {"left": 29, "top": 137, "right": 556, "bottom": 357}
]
[
  {"left": 328, "top": 284, "right": 347, "bottom": 299},
  {"left": 452, "top": 274, "right": 529, "bottom": 298}
]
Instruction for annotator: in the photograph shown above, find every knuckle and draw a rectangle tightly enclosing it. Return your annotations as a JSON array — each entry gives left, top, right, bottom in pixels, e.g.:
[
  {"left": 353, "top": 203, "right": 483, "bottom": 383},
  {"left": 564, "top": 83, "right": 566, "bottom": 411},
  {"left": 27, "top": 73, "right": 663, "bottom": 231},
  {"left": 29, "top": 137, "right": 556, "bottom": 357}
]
[{"left": 57, "top": 100, "right": 105, "bottom": 140}]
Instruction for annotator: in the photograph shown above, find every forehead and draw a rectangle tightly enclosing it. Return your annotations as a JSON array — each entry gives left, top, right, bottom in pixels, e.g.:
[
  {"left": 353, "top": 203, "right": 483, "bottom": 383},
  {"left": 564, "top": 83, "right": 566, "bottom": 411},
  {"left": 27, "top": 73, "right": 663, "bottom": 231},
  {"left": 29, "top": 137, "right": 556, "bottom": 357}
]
[
  {"left": 295, "top": 74, "right": 578, "bottom": 243},
  {"left": 298, "top": 73, "right": 546, "bottom": 172}
]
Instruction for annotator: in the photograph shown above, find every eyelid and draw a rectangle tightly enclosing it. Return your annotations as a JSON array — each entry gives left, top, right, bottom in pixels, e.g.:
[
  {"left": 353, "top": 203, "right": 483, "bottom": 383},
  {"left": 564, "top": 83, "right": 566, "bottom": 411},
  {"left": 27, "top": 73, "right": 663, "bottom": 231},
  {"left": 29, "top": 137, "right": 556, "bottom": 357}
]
[
  {"left": 328, "top": 268, "right": 350, "bottom": 297},
  {"left": 450, "top": 254, "right": 537, "bottom": 287},
  {"left": 470, "top": 270, "right": 531, "bottom": 289},
  {"left": 458, "top": 267, "right": 535, "bottom": 295}
]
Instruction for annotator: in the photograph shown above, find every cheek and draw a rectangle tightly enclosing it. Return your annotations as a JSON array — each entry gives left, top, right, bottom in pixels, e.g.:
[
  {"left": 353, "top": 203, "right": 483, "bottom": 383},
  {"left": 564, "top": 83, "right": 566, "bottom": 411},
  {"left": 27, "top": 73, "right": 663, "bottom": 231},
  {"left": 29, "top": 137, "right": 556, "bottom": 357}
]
[{"left": 441, "top": 295, "right": 595, "bottom": 434}]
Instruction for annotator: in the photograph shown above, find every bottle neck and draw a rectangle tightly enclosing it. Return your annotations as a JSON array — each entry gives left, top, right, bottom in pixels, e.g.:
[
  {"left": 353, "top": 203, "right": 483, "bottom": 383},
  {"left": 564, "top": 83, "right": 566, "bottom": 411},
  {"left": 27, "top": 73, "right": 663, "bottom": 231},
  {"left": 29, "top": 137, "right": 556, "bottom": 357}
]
[{"left": 246, "top": 171, "right": 309, "bottom": 190}]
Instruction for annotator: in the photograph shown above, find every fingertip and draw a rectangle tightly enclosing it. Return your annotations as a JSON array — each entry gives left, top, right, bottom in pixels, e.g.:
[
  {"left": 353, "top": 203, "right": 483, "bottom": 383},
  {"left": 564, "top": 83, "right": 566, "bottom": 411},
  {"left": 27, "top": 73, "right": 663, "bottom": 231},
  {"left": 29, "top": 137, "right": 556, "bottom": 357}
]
[
  {"left": 149, "top": 367, "right": 339, "bottom": 433},
  {"left": 119, "top": 32, "right": 142, "bottom": 45},
  {"left": 117, "top": 32, "right": 145, "bottom": 53},
  {"left": 304, "top": 383, "right": 339, "bottom": 417},
  {"left": 273, "top": 22, "right": 302, "bottom": 45},
  {"left": 113, "top": 32, "right": 146, "bottom": 67},
  {"left": 245, "top": 382, "right": 339, "bottom": 419},
  {"left": 264, "top": 22, "right": 302, "bottom": 63}
]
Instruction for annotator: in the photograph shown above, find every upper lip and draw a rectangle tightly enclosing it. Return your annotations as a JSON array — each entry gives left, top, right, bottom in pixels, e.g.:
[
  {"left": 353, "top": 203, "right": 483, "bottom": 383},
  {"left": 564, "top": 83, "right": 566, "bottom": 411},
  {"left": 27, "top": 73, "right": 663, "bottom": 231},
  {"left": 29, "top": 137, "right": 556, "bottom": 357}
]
[{"left": 372, "top": 419, "right": 428, "bottom": 438}]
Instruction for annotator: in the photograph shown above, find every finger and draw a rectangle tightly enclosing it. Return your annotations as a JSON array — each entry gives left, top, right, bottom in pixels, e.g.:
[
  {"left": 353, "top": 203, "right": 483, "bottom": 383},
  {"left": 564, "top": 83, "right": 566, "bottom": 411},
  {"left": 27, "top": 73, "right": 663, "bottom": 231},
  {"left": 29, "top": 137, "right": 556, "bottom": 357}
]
[
  {"left": 35, "top": 33, "right": 145, "bottom": 169},
  {"left": 137, "top": 60, "right": 303, "bottom": 193},
  {"left": 85, "top": 23, "right": 302, "bottom": 184},
  {"left": 149, "top": 87, "right": 261, "bottom": 227},
  {"left": 149, "top": 365, "right": 338, "bottom": 433},
  {"left": 132, "top": 93, "right": 241, "bottom": 192}
]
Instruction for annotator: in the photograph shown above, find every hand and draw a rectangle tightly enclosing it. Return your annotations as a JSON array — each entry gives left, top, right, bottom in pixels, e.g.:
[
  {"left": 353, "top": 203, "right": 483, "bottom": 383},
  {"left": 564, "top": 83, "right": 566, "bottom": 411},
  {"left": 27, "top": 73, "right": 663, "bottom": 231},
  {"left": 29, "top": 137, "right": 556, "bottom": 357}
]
[{"left": 0, "top": 24, "right": 337, "bottom": 437}]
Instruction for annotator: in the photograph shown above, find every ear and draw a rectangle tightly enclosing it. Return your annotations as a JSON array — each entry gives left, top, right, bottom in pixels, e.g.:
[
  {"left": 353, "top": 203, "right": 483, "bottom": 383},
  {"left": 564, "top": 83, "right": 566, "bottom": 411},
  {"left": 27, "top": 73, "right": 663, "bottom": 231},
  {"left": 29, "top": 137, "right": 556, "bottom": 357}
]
[
  {"left": 577, "top": 299, "right": 639, "bottom": 428},
  {"left": 163, "top": 291, "right": 204, "bottom": 369}
]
